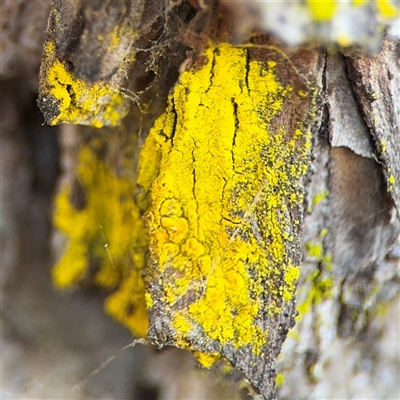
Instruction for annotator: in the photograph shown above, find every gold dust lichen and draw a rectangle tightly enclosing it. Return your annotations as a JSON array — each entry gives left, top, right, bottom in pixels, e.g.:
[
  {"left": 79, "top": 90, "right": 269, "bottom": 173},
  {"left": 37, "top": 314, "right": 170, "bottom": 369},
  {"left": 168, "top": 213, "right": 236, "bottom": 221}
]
[
  {"left": 193, "top": 351, "right": 221, "bottom": 369},
  {"left": 388, "top": 173, "right": 395, "bottom": 191},
  {"left": 307, "top": 0, "right": 337, "bottom": 21},
  {"left": 377, "top": 0, "right": 399, "bottom": 17},
  {"left": 319, "top": 227, "right": 329, "bottom": 238},
  {"left": 307, "top": 190, "right": 329, "bottom": 213},
  {"left": 52, "top": 143, "right": 149, "bottom": 337},
  {"left": 297, "top": 240, "right": 334, "bottom": 317},
  {"left": 305, "top": 0, "right": 399, "bottom": 21},
  {"left": 312, "top": 190, "right": 330, "bottom": 206},
  {"left": 276, "top": 372, "right": 285, "bottom": 387},
  {"left": 254, "top": 0, "right": 399, "bottom": 52},
  {"left": 297, "top": 269, "right": 334, "bottom": 317},
  {"left": 140, "top": 43, "right": 314, "bottom": 362},
  {"left": 305, "top": 241, "right": 324, "bottom": 260},
  {"left": 39, "top": 41, "right": 130, "bottom": 127}
]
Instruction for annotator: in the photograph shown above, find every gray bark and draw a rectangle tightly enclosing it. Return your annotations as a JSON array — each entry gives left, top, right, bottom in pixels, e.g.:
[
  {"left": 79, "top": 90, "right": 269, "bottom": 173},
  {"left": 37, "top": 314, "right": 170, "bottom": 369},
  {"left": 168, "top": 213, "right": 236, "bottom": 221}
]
[{"left": 1, "top": 1, "right": 399, "bottom": 399}]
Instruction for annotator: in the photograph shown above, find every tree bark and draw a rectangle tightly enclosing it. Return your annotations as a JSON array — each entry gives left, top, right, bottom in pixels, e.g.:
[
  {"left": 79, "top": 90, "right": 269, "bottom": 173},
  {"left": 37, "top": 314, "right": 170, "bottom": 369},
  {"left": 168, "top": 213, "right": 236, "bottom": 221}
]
[{"left": 1, "top": 1, "right": 399, "bottom": 399}]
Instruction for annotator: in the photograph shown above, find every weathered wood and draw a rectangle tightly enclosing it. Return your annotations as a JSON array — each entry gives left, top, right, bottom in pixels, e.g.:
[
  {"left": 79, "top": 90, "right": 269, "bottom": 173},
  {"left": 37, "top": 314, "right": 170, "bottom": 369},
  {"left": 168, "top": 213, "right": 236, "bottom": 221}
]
[
  {"left": 345, "top": 39, "right": 400, "bottom": 212},
  {"left": 277, "top": 40, "right": 400, "bottom": 400},
  {"left": 2, "top": 0, "right": 400, "bottom": 399}
]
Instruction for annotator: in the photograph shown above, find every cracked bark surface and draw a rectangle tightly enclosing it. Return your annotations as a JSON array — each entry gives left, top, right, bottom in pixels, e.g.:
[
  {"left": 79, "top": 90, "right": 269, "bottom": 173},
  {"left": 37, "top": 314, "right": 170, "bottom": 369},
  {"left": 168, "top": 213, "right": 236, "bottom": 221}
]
[{"left": 2, "top": 1, "right": 400, "bottom": 399}]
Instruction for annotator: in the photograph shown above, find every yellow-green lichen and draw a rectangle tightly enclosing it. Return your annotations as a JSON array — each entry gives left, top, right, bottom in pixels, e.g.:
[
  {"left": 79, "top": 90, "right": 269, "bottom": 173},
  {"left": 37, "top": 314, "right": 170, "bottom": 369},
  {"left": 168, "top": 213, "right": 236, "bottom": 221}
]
[
  {"left": 337, "top": 35, "right": 352, "bottom": 47},
  {"left": 139, "top": 43, "right": 313, "bottom": 360},
  {"left": 319, "top": 227, "right": 329, "bottom": 238},
  {"left": 305, "top": 241, "right": 324, "bottom": 260},
  {"left": 297, "top": 271, "right": 334, "bottom": 316},
  {"left": 386, "top": 167, "right": 396, "bottom": 192},
  {"left": 305, "top": 0, "right": 398, "bottom": 20},
  {"left": 257, "top": 0, "right": 399, "bottom": 51},
  {"left": 377, "top": 0, "right": 399, "bottom": 17},
  {"left": 353, "top": 0, "right": 366, "bottom": 6},
  {"left": 42, "top": 42, "right": 130, "bottom": 127},
  {"left": 313, "top": 190, "right": 330, "bottom": 206},
  {"left": 193, "top": 351, "right": 221, "bottom": 369},
  {"left": 52, "top": 143, "right": 149, "bottom": 337},
  {"left": 297, "top": 241, "right": 333, "bottom": 316},
  {"left": 322, "top": 253, "right": 333, "bottom": 270},
  {"left": 51, "top": 41, "right": 316, "bottom": 367},
  {"left": 307, "top": 0, "right": 337, "bottom": 21},
  {"left": 307, "top": 190, "right": 329, "bottom": 213},
  {"left": 276, "top": 372, "right": 285, "bottom": 387}
]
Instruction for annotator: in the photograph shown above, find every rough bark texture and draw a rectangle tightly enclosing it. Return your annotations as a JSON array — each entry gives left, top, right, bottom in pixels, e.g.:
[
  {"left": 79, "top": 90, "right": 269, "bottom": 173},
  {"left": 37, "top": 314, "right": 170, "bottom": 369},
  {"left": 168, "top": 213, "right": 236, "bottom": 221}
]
[{"left": 2, "top": 1, "right": 399, "bottom": 399}]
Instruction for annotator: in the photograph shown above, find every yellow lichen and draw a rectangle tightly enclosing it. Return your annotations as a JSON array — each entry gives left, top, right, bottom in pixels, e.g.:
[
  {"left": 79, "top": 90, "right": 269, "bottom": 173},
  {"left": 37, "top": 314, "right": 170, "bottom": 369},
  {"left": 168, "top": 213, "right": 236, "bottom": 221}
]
[
  {"left": 193, "top": 351, "right": 221, "bottom": 368},
  {"left": 386, "top": 167, "right": 396, "bottom": 192},
  {"left": 305, "top": 241, "right": 324, "bottom": 260},
  {"left": 313, "top": 190, "right": 329, "bottom": 205},
  {"left": 307, "top": 0, "right": 337, "bottom": 21},
  {"left": 139, "top": 43, "right": 313, "bottom": 361},
  {"left": 319, "top": 227, "right": 329, "bottom": 238},
  {"left": 305, "top": 0, "right": 398, "bottom": 21},
  {"left": 276, "top": 372, "right": 285, "bottom": 387},
  {"left": 337, "top": 35, "right": 352, "bottom": 47},
  {"left": 297, "top": 271, "right": 333, "bottom": 316},
  {"left": 42, "top": 42, "right": 130, "bottom": 127},
  {"left": 322, "top": 253, "right": 333, "bottom": 270},
  {"left": 307, "top": 190, "right": 330, "bottom": 213},
  {"left": 307, "top": 0, "right": 399, "bottom": 23},
  {"left": 297, "top": 242, "right": 333, "bottom": 316},
  {"left": 52, "top": 143, "right": 149, "bottom": 337},
  {"left": 283, "top": 266, "right": 301, "bottom": 302},
  {"left": 377, "top": 0, "right": 399, "bottom": 17},
  {"left": 51, "top": 42, "right": 316, "bottom": 367}
]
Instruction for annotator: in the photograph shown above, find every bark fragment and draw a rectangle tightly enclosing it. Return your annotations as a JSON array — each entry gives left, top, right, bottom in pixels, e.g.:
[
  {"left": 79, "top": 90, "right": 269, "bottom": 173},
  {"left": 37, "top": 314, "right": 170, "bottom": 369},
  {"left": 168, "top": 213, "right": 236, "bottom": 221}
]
[
  {"left": 4, "top": 1, "right": 399, "bottom": 399},
  {"left": 345, "top": 39, "right": 400, "bottom": 211}
]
